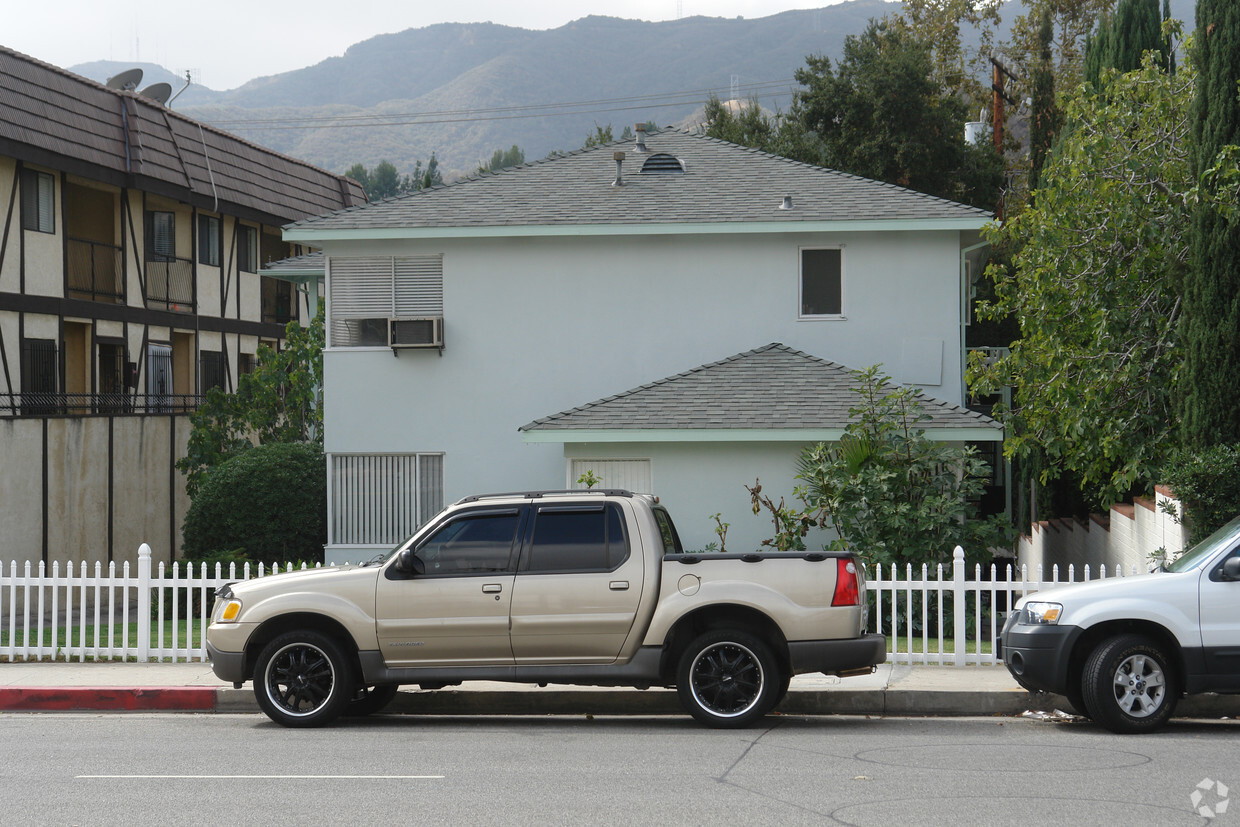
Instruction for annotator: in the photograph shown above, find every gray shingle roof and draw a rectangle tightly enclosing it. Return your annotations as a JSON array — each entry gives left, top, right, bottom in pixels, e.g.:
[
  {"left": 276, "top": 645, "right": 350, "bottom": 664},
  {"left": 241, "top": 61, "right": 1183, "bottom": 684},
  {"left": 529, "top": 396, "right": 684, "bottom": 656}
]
[
  {"left": 520, "top": 344, "right": 1000, "bottom": 433},
  {"left": 260, "top": 252, "right": 325, "bottom": 274},
  {"left": 0, "top": 46, "right": 365, "bottom": 224},
  {"left": 288, "top": 128, "right": 992, "bottom": 233}
]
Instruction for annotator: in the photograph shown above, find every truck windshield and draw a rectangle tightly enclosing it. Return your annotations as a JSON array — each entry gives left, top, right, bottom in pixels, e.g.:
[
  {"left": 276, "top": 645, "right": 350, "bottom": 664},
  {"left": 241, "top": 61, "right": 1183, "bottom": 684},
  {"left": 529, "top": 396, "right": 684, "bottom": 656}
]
[{"left": 1167, "top": 514, "right": 1240, "bottom": 573}]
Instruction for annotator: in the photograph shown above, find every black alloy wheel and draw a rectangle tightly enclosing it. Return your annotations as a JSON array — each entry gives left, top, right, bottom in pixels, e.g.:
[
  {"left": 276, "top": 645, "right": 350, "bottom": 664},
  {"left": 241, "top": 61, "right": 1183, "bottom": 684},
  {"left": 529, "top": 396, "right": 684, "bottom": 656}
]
[
  {"left": 253, "top": 630, "right": 354, "bottom": 728},
  {"left": 677, "top": 629, "right": 781, "bottom": 728}
]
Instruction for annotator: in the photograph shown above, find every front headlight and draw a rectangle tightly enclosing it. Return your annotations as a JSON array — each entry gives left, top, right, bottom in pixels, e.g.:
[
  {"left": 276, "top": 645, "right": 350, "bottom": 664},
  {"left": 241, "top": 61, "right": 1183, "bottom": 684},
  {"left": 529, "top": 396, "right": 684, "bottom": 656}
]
[
  {"left": 1023, "top": 601, "right": 1063, "bottom": 625},
  {"left": 213, "top": 598, "right": 243, "bottom": 623}
]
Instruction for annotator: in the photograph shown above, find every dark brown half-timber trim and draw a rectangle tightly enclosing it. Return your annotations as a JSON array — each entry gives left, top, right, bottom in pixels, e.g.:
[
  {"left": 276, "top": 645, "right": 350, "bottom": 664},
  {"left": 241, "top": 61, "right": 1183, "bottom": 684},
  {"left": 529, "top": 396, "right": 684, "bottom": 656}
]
[{"left": 0, "top": 292, "right": 287, "bottom": 339}]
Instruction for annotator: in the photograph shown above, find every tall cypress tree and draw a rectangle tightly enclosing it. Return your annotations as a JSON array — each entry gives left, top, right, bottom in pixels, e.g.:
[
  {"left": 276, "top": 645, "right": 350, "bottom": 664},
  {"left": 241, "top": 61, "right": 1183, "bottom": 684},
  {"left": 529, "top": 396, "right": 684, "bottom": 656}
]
[
  {"left": 1029, "top": 9, "right": 1059, "bottom": 192},
  {"left": 1112, "top": 0, "right": 1162, "bottom": 71},
  {"left": 1163, "top": 0, "right": 1176, "bottom": 74},
  {"left": 1180, "top": 0, "right": 1240, "bottom": 448},
  {"left": 1086, "top": 0, "right": 1165, "bottom": 86}
]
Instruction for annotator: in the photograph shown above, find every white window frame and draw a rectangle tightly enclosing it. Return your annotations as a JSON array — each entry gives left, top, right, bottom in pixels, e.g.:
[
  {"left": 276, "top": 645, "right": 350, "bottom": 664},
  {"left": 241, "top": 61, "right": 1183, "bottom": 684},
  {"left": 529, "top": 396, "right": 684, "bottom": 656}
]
[
  {"left": 798, "top": 245, "right": 846, "bottom": 320},
  {"left": 327, "top": 255, "right": 444, "bottom": 349}
]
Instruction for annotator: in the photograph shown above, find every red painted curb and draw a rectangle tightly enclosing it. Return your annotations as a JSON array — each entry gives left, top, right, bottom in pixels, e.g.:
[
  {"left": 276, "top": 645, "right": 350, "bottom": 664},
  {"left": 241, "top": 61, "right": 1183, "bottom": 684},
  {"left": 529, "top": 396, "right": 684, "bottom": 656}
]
[{"left": 0, "top": 687, "right": 218, "bottom": 711}]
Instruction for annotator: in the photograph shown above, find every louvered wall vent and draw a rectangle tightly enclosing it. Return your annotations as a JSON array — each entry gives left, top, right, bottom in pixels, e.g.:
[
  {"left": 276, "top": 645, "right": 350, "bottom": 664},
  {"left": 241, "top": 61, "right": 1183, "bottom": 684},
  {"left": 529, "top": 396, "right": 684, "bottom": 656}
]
[{"left": 640, "top": 153, "right": 685, "bottom": 173}]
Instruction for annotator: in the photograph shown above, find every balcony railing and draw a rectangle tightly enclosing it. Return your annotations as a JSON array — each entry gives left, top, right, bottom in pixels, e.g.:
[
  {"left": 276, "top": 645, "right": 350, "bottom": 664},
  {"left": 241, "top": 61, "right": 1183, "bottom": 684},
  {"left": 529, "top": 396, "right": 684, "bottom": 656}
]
[
  {"left": 0, "top": 393, "right": 203, "bottom": 417},
  {"left": 145, "top": 255, "right": 194, "bottom": 313},
  {"left": 66, "top": 237, "right": 123, "bottom": 303}
]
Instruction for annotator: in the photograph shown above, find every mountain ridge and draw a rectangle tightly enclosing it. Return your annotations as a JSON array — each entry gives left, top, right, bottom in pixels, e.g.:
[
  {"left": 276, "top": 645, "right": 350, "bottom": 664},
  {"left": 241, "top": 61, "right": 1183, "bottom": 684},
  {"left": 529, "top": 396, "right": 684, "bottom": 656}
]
[{"left": 68, "top": 0, "right": 1194, "bottom": 181}]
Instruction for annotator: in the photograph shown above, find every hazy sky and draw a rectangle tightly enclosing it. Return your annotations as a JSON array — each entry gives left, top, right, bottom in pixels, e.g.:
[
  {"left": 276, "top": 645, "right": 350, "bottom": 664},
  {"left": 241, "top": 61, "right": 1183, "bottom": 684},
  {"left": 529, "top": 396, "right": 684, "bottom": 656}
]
[{"left": 9, "top": 1, "right": 855, "bottom": 91}]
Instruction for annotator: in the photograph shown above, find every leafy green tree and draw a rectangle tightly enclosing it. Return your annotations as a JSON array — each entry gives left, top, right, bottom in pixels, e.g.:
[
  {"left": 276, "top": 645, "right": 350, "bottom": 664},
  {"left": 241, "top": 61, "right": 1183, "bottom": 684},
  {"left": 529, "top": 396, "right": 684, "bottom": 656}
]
[
  {"left": 177, "top": 304, "right": 325, "bottom": 498},
  {"left": 791, "top": 19, "right": 1003, "bottom": 208},
  {"left": 898, "top": 0, "right": 1003, "bottom": 108},
  {"left": 1003, "top": 0, "right": 1116, "bottom": 94},
  {"left": 971, "top": 55, "right": 1195, "bottom": 506},
  {"left": 344, "top": 158, "right": 441, "bottom": 200},
  {"left": 795, "top": 366, "right": 1008, "bottom": 568},
  {"left": 368, "top": 160, "right": 406, "bottom": 199},
  {"left": 418, "top": 154, "right": 443, "bottom": 189},
  {"left": 181, "top": 442, "right": 327, "bottom": 566},
  {"left": 1163, "top": 0, "right": 1176, "bottom": 74},
  {"left": 1179, "top": 0, "right": 1240, "bottom": 449},
  {"left": 1160, "top": 444, "right": 1240, "bottom": 544},
  {"left": 702, "top": 95, "right": 825, "bottom": 165},
  {"left": 582, "top": 124, "right": 614, "bottom": 148},
  {"left": 479, "top": 145, "right": 525, "bottom": 174}
]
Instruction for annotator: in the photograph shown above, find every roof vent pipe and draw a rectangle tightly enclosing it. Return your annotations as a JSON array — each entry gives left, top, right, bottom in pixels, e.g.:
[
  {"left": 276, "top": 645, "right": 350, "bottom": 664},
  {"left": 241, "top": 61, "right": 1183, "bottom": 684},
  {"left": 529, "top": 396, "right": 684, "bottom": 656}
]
[
  {"left": 779, "top": 195, "right": 794, "bottom": 210},
  {"left": 634, "top": 124, "right": 648, "bottom": 153},
  {"left": 613, "top": 151, "right": 625, "bottom": 187}
]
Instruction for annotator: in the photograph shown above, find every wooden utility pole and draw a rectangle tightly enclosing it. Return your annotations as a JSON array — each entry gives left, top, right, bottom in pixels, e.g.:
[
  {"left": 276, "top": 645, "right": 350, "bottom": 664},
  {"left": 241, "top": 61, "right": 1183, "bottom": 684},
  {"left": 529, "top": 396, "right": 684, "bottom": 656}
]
[{"left": 989, "top": 56, "right": 1018, "bottom": 220}]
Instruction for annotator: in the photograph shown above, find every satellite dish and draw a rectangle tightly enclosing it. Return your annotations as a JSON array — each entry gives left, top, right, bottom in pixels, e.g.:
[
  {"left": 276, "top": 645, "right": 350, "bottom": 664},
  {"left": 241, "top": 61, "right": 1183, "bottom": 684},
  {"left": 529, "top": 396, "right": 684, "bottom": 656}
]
[
  {"left": 105, "top": 68, "right": 143, "bottom": 91},
  {"left": 139, "top": 83, "right": 172, "bottom": 105}
]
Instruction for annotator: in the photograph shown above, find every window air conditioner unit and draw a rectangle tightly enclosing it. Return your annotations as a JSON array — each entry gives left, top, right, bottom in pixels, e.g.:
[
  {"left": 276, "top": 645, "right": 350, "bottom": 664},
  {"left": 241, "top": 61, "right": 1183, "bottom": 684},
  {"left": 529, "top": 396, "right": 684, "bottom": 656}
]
[{"left": 389, "top": 316, "right": 444, "bottom": 349}]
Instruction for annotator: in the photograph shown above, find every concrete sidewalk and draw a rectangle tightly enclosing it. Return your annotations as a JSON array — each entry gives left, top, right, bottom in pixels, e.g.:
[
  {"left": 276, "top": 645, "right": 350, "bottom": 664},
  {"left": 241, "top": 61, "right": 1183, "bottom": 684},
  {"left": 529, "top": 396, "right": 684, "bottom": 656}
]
[{"left": 2, "top": 661, "right": 1237, "bottom": 719}]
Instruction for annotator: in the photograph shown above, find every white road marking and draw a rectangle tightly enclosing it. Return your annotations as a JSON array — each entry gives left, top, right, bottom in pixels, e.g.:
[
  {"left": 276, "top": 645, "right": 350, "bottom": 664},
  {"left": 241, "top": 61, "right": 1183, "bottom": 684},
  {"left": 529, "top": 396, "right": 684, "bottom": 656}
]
[{"left": 76, "top": 775, "right": 443, "bottom": 780}]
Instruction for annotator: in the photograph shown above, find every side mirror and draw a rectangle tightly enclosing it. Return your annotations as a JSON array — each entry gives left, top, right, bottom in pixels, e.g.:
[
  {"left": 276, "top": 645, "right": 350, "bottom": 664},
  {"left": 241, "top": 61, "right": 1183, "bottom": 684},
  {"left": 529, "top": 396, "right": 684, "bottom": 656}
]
[
  {"left": 1222, "top": 556, "right": 1240, "bottom": 582},
  {"left": 396, "top": 549, "right": 426, "bottom": 576}
]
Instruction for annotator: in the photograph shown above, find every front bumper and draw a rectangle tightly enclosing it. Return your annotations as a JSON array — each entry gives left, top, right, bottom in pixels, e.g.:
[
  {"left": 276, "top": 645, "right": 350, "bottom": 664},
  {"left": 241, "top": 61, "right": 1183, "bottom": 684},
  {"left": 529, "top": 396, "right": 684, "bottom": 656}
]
[
  {"left": 206, "top": 640, "right": 249, "bottom": 684},
  {"left": 789, "top": 633, "right": 887, "bottom": 676},
  {"left": 1000, "top": 618, "right": 1082, "bottom": 694}
]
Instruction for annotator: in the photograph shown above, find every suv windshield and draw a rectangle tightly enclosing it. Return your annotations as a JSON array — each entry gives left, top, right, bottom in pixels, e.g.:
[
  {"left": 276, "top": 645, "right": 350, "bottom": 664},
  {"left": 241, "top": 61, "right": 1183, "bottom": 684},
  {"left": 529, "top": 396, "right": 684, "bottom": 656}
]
[{"left": 1167, "top": 514, "right": 1240, "bottom": 573}]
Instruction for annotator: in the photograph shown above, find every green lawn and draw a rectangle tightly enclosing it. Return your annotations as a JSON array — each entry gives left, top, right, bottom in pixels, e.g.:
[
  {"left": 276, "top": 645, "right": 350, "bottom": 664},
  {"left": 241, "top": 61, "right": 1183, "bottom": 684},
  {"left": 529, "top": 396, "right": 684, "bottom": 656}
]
[{"left": 0, "top": 619, "right": 208, "bottom": 660}]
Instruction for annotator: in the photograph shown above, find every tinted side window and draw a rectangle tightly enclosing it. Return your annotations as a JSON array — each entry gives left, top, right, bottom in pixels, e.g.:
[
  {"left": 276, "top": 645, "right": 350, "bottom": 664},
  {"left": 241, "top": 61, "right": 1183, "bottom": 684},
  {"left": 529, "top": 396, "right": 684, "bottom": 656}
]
[
  {"left": 524, "top": 504, "right": 629, "bottom": 573},
  {"left": 417, "top": 512, "right": 519, "bottom": 574},
  {"left": 653, "top": 508, "right": 684, "bottom": 555}
]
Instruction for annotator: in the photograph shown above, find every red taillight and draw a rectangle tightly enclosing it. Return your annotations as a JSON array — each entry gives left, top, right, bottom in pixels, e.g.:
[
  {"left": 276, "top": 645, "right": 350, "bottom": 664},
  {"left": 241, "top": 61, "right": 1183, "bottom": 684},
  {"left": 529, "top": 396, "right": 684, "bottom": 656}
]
[{"left": 831, "top": 558, "right": 860, "bottom": 606}]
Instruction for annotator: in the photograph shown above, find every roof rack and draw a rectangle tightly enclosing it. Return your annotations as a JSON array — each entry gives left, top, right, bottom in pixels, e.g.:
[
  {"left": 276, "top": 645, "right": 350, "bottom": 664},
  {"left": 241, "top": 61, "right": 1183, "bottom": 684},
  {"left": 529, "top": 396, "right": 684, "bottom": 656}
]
[{"left": 454, "top": 489, "right": 635, "bottom": 505}]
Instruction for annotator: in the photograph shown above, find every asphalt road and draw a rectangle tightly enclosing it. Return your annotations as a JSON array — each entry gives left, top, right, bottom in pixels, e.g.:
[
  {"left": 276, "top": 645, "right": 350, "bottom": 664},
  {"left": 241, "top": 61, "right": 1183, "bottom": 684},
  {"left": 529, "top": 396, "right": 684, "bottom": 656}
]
[{"left": 2, "top": 713, "right": 1235, "bottom": 825}]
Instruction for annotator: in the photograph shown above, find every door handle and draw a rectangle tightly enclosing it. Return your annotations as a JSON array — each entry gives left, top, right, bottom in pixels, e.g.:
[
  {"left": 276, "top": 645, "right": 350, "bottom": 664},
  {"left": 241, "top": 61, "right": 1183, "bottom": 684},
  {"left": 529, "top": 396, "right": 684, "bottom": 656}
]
[
  {"left": 482, "top": 583, "right": 503, "bottom": 594},
  {"left": 609, "top": 581, "right": 629, "bottom": 591}
]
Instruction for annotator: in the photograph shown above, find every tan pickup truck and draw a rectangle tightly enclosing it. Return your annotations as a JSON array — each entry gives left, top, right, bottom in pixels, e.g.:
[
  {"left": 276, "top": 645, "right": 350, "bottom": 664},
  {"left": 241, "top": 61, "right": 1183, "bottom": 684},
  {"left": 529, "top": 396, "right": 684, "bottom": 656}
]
[{"left": 207, "top": 489, "right": 886, "bottom": 728}]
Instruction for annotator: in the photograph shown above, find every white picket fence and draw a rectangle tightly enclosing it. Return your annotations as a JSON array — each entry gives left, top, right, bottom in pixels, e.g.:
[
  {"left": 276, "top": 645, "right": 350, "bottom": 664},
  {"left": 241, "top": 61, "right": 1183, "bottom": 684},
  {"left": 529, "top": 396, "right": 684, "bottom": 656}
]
[{"left": 1, "top": 544, "right": 1146, "bottom": 665}]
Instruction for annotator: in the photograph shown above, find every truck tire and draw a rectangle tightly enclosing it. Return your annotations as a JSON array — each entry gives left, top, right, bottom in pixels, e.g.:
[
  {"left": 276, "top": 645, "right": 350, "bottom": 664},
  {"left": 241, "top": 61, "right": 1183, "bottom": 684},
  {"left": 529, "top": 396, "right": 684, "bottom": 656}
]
[
  {"left": 677, "top": 629, "right": 781, "bottom": 728},
  {"left": 1081, "top": 634, "right": 1177, "bottom": 734},
  {"left": 346, "top": 684, "right": 400, "bottom": 717},
  {"left": 254, "top": 630, "right": 354, "bottom": 728}
]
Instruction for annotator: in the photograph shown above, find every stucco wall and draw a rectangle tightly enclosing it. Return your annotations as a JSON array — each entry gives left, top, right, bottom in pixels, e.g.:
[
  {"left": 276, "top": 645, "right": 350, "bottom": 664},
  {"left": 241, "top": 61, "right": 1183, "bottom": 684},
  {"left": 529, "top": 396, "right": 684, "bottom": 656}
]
[
  {"left": 564, "top": 441, "right": 838, "bottom": 555},
  {"left": 320, "top": 228, "right": 967, "bottom": 560}
]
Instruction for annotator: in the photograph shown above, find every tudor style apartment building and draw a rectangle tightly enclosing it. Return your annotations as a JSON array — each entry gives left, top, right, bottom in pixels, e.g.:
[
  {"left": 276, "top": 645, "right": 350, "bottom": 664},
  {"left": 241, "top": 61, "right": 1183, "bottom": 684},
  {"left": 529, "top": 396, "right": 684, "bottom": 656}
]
[{"left": 0, "top": 46, "right": 364, "bottom": 566}]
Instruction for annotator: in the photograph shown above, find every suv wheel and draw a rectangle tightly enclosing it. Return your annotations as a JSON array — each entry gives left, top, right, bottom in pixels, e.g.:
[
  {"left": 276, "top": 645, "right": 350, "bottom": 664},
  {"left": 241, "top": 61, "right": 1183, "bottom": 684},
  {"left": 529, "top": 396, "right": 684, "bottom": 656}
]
[
  {"left": 677, "top": 629, "right": 781, "bottom": 728},
  {"left": 254, "top": 630, "right": 354, "bottom": 728},
  {"left": 1081, "top": 634, "right": 1177, "bottom": 734}
]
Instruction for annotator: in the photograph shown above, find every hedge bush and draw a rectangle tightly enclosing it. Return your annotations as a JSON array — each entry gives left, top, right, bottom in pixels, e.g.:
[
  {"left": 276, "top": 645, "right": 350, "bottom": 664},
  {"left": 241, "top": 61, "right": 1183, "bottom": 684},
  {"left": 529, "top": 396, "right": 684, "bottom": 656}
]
[
  {"left": 1160, "top": 443, "right": 1240, "bottom": 545},
  {"left": 182, "top": 442, "right": 326, "bottom": 566}
]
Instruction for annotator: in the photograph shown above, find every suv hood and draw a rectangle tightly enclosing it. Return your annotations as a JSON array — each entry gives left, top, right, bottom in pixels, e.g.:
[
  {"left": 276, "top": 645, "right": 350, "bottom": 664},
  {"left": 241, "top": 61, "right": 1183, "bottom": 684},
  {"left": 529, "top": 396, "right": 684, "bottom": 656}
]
[{"left": 1016, "top": 568, "right": 1191, "bottom": 608}]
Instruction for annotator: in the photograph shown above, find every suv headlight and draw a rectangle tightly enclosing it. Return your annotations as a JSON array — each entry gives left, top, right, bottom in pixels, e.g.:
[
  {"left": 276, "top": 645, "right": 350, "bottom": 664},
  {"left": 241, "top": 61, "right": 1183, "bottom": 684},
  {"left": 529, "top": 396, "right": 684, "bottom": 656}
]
[
  {"left": 213, "top": 598, "right": 243, "bottom": 623},
  {"left": 1023, "top": 601, "right": 1062, "bottom": 625}
]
